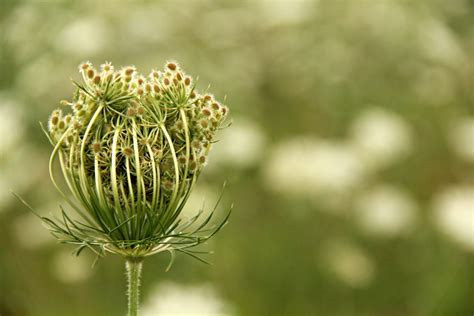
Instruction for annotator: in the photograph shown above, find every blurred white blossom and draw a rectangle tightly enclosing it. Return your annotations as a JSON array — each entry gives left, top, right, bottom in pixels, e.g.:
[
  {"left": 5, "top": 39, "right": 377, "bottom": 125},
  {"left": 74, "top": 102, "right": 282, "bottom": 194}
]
[
  {"left": 55, "top": 17, "right": 109, "bottom": 56},
  {"left": 258, "top": 0, "right": 314, "bottom": 26},
  {"left": 0, "top": 145, "right": 44, "bottom": 212},
  {"left": 263, "top": 137, "right": 367, "bottom": 205},
  {"left": 0, "top": 94, "right": 24, "bottom": 155},
  {"left": 210, "top": 117, "right": 266, "bottom": 169},
  {"left": 417, "top": 18, "right": 467, "bottom": 69},
  {"left": 448, "top": 117, "right": 474, "bottom": 162},
  {"left": 350, "top": 107, "right": 412, "bottom": 167},
  {"left": 142, "top": 282, "right": 233, "bottom": 316},
  {"left": 12, "top": 211, "right": 53, "bottom": 249},
  {"left": 52, "top": 250, "right": 94, "bottom": 283},
  {"left": 354, "top": 184, "right": 417, "bottom": 237},
  {"left": 4, "top": 4, "right": 44, "bottom": 62},
  {"left": 433, "top": 185, "right": 474, "bottom": 251},
  {"left": 322, "top": 240, "right": 375, "bottom": 288}
]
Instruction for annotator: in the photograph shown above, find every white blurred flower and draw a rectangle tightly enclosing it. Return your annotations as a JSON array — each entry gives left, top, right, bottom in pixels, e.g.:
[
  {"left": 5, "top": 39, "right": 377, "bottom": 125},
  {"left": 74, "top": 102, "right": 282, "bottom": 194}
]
[
  {"left": 210, "top": 117, "right": 266, "bottom": 169},
  {"left": 55, "top": 17, "right": 109, "bottom": 56},
  {"left": 417, "top": 18, "right": 467, "bottom": 68},
  {"left": 51, "top": 250, "right": 94, "bottom": 283},
  {"left": 448, "top": 117, "right": 474, "bottom": 162},
  {"left": 4, "top": 4, "right": 44, "bottom": 62},
  {"left": 263, "top": 137, "right": 367, "bottom": 198},
  {"left": 432, "top": 185, "right": 474, "bottom": 251},
  {"left": 15, "top": 55, "right": 70, "bottom": 98},
  {"left": 322, "top": 240, "right": 375, "bottom": 288},
  {"left": 142, "top": 282, "right": 233, "bottom": 316},
  {"left": 0, "top": 145, "right": 44, "bottom": 212},
  {"left": 12, "top": 212, "right": 53, "bottom": 249},
  {"left": 0, "top": 94, "right": 24, "bottom": 155},
  {"left": 354, "top": 1, "right": 410, "bottom": 39},
  {"left": 354, "top": 184, "right": 417, "bottom": 237},
  {"left": 124, "top": 7, "right": 169, "bottom": 44},
  {"left": 350, "top": 107, "right": 412, "bottom": 167},
  {"left": 258, "top": 0, "right": 314, "bottom": 26}
]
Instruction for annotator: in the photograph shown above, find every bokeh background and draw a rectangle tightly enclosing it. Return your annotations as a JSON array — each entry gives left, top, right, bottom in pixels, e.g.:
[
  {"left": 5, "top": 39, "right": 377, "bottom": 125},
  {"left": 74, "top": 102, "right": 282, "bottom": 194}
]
[{"left": 0, "top": 0, "right": 473, "bottom": 315}]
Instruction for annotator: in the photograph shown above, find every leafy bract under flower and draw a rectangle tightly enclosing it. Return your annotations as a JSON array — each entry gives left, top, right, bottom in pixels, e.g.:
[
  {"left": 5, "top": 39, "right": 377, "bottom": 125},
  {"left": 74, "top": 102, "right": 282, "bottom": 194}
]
[{"left": 42, "top": 61, "right": 230, "bottom": 260}]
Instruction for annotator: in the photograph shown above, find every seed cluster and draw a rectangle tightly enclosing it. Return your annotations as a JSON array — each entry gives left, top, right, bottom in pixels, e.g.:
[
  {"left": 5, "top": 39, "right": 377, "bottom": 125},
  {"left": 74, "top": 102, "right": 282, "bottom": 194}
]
[{"left": 46, "top": 61, "right": 229, "bottom": 256}]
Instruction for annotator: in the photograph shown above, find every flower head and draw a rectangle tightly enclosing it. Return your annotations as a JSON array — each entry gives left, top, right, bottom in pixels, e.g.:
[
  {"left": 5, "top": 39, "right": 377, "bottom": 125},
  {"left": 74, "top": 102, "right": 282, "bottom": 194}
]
[{"left": 43, "top": 61, "right": 231, "bottom": 260}]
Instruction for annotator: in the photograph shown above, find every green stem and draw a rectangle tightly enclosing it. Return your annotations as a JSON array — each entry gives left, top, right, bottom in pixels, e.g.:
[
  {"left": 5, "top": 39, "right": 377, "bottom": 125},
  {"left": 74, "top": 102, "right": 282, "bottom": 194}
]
[{"left": 126, "top": 258, "right": 143, "bottom": 316}]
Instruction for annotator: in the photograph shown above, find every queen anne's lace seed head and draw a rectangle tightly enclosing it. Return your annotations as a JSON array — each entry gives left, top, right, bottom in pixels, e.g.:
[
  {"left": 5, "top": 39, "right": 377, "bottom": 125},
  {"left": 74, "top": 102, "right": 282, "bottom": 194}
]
[{"left": 44, "top": 61, "right": 231, "bottom": 259}]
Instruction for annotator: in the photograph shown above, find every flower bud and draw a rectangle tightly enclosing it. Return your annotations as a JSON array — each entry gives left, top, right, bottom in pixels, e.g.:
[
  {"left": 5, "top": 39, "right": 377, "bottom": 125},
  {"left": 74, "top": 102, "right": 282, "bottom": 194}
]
[
  {"left": 166, "top": 62, "right": 177, "bottom": 71},
  {"left": 123, "top": 147, "right": 133, "bottom": 157},
  {"left": 202, "top": 108, "right": 212, "bottom": 117},
  {"left": 127, "top": 107, "right": 137, "bottom": 117},
  {"left": 178, "top": 155, "right": 187, "bottom": 164},
  {"left": 87, "top": 69, "right": 95, "bottom": 79},
  {"left": 58, "top": 120, "right": 66, "bottom": 130},
  {"left": 199, "top": 119, "right": 209, "bottom": 129},
  {"left": 93, "top": 75, "right": 101, "bottom": 85},
  {"left": 101, "top": 62, "right": 113, "bottom": 73},
  {"left": 175, "top": 120, "right": 184, "bottom": 130},
  {"left": 145, "top": 83, "right": 152, "bottom": 93},
  {"left": 150, "top": 70, "right": 160, "bottom": 79},
  {"left": 51, "top": 115, "right": 59, "bottom": 126},
  {"left": 92, "top": 142, "right": 101, "bottom": 153},
  {"left": 80, "top": 62, "right": 91, "bottom": 71},
  {"left": 162, "top": 179, "right": 174, "bottom": 191},
  {"left": 124, "top": 66, "right": 135, "bottom": 76},
  {"left": 192, "top": 139, "right": 202, "bottom": 150},
  {"left": 211, "top": 102, "right": 220, "bottom": 111}
]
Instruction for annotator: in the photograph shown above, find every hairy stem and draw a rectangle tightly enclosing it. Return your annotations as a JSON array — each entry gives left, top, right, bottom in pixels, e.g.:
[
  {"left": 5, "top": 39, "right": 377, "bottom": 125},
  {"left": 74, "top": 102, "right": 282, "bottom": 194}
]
[{"left": 126, "top": 258, "right": 143, "bottom": 316}]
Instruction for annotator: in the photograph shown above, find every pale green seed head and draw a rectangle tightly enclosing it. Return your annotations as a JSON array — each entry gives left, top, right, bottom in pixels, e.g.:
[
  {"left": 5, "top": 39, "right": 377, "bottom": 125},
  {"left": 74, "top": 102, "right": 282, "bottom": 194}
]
[{"left": 44, "top": 61, "right": 231, "bottom": 259}]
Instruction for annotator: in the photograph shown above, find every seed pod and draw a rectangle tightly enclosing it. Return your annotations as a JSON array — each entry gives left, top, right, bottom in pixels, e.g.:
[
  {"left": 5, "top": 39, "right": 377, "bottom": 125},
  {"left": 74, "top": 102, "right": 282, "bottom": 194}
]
[
  {"left": 127, "top": 107, "right": 137, "bottom": 117},
  {"left": 202, "top": 108, "right": 212, "bottom": 117},
  {"left": 93, "top": 75, "right": 101, "bottom": 85},
  {"left": 123, "top": 147, "right": 133, "bottom": 157},
  {"left": 167, "top": 62, "right": 177, "bottom": 71},
  {"left": 92, "top": 142, "right": 101, "bottom": 153},
  {"left": 87, "top": 69, "right": 95, "bottom": 79}
]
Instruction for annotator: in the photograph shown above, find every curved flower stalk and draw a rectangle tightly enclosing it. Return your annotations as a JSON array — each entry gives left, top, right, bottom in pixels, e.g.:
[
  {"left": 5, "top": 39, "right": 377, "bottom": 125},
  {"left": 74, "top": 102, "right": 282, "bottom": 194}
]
[{"left": 37, "top": 61, "right": 231, "bottom": 315}]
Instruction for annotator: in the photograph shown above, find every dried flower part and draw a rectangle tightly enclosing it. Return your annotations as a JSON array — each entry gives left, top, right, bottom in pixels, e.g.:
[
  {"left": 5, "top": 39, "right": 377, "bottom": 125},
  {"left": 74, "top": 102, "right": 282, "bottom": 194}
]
[{"left": 45, "top": 61, "right": 231, "bottom": 259}]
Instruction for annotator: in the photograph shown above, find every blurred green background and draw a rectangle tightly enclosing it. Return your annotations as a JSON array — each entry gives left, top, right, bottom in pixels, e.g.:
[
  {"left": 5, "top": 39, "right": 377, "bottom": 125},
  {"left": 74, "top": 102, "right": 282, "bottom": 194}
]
[{"left": 0, "top": 0, "right": 473, "bottom": 315}]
